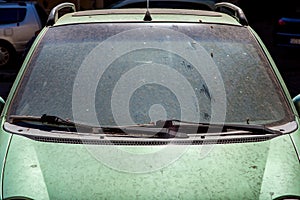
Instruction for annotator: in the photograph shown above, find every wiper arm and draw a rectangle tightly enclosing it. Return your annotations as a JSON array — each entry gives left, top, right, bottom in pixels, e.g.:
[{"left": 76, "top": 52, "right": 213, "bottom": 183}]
[
  {"left": 217, "top": 123, "right": 282, "bottom": 135},
  {"left": 98, "top": 126, "right": 187, "bottom": 138},
  {"left": 155, "top": 119, "right": 283, "bottom": 135}
]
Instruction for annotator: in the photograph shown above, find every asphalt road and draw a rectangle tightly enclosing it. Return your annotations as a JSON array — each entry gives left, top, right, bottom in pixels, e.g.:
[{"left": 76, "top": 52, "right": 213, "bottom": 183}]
[{"left": 0, "top": 19, "right": 299, "bottom": 100}]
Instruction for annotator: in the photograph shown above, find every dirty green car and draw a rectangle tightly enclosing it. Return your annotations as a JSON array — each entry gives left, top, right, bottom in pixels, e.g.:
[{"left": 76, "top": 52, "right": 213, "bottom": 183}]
[{"left": 0, "top": 2, "right": 300, "bottom": 199}]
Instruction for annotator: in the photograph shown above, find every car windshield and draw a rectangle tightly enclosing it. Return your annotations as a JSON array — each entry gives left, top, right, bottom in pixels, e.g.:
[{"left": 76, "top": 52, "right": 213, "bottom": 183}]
[{"left": 7, "top": 23, "right": 293, "bottom": 127}]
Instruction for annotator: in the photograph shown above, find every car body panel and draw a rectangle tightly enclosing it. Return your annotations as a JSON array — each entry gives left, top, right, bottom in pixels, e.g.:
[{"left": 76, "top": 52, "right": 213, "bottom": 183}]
[
  {"left": 0, "top": 124, "right": 12, "bottom": 200},
  {"left": 290, "top": 118, "right": 300, "bottom": 162},
  {"left": 3, "top": 132, "right": 300, "bottom": 199}
]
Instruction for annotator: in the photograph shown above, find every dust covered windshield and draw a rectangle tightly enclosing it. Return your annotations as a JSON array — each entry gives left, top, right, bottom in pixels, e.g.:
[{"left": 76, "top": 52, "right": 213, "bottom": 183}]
[{"left": 7, "top": 23, "right": 293, "bottom": 127}]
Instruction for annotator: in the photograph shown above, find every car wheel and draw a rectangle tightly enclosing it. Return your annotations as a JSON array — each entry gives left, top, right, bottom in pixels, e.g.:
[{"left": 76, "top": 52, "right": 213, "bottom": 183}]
[{"left": 0, "top": 42, "right": 15, "bottom": 68}]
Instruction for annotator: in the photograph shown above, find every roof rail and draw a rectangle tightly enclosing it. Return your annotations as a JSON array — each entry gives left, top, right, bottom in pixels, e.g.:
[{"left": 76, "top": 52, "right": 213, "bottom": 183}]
[
  {"left": 215, "top": 2, "right": 248, "bottom": 26},
  {"left": 46, "top": 2, "right": 76, "bottom": 26}
]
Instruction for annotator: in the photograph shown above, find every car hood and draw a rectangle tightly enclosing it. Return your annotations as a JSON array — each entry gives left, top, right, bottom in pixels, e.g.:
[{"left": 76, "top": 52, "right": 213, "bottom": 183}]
[{"left": 3, "top": 133, "right": 300, "bottom": 199}]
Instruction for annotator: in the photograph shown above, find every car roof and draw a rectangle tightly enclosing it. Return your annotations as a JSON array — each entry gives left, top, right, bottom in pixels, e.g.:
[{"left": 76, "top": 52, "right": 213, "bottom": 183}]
[
  {"left": 51, "top": 9, "right": 244, "bottom": 27},
  {"left": 46, "top": 2, "right": 248, "bottom": 27}
]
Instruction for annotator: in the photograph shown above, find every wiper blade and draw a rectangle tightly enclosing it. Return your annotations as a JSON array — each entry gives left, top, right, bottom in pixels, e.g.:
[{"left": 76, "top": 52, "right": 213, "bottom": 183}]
[
  {"left": 9, "top": 114, "right": 75, "bottom": 125},
  {"left": 8, "top": 114, "right": 94, "bottom": 132},
  {"left": 155, "top": 119, "right": 283, "bottom": 135},
  {"left": 8, "top": 115, "right": 188, "bottom": 138}
]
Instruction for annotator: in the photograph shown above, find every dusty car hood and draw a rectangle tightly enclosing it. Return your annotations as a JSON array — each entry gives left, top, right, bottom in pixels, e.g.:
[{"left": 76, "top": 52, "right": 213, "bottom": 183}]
[{"left": 3, "top": 133, "right": 300, "bottom": 199}]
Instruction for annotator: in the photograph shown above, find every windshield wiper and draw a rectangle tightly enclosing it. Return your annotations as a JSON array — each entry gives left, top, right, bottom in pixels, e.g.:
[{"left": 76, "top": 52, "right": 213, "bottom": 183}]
[
  {"left": 155, "top": 119, "right": 283, "bottom": 136},
  {"left": 8, "top": 115, "right": 281, "bottom": 137},
  {"left": 7, "top": 115, "right": 188, "bottom": 138},
  {"left": 8, "top": 114, "right": 95, "bottom": 132}
]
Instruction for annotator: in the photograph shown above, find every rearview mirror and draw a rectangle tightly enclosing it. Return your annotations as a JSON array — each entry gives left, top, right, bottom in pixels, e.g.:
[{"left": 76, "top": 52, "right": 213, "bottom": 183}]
[
  {"left": 0, "top": 97, "right": 5, "bottom": 114},
  {"left": 293, "top": 94, "right": 300, "bottom": 116}
]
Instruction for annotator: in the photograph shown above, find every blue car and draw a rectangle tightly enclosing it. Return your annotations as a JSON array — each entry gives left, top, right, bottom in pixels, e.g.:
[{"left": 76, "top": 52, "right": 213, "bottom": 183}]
[{"left": 273, "top": 2, "right": 300, "bottom": 48}]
